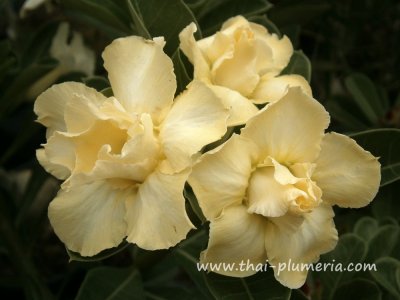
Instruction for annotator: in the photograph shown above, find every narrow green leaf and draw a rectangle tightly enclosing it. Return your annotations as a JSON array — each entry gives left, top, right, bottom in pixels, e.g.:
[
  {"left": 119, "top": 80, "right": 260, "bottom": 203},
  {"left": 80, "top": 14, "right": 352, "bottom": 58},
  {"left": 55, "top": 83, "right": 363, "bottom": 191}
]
[
  {"left": 366, "top": 225, "right": 400, "bottom": 262},
  {"left": 319, "top": 234, "right": 367, "bottom": 300},
  {"left": 350, "top": 128, "right": 400, "bottom": 187},
  {"left": 67, "top": 240, "right": 130, "bottom": 262},
  {"left": 345, "top": 73, "right": 386, "bottom": 124},
  {"left": 280, "top": 50, "right": 311, "bottom": 82},
  {"left": 325, "top": 100, "right": 369, "bottom": 131},
  {"left": 82, "top": 76, "right": 110, "bottom": 91},
  {"left": 172, "top": 49, "right": 191, "bottom": 95},
  {"left": 353, "top": 217, "right": 379, "bottom": 242},
  {"left": 370, "top": 257, "right": 400, "bottom": 299},
  {"left": 332, "top": 278, "right": 382, "bottom": 300},
  {"left": 76, "top": 267, "right": 145, "bottom": 300},
  {"left": 269, "top": 3, "right": 331, "bottom": 26},
  {"left": 126, "top": 0, "right": 152, "bottom": 39}
]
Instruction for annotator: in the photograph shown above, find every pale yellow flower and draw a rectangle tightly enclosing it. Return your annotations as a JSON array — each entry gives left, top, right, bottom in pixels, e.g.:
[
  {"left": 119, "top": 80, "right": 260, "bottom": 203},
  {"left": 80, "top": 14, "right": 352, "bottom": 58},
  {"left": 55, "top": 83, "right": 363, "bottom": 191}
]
[
  {"left": 188, "top": 87, "right": 380, "bottom": 288},
  {"left": 35, "top": 36, "right": 228, "bottom": 256},
  {"left": 179, "top": 15, "right": 312, "bottom": 126},
  {"left": 27, "top": 23, "right": 95, "bottom": 99}
]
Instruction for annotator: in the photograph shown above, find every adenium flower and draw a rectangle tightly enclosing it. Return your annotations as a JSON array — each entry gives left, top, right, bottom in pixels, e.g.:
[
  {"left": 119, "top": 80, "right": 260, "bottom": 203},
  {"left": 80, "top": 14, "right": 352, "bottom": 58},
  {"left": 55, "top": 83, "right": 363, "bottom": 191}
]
[
  {"left": 179, "top": 15, "right": 312, "bottom": 126},
  {"left": 27, "top": 22, "right": 95, "bottom": 99},
  {"left": 35, "top": 36, "right": 228, "bottom": 256},
  {"left": 188, "top": 87, "right": 380, "bottom": 288}
]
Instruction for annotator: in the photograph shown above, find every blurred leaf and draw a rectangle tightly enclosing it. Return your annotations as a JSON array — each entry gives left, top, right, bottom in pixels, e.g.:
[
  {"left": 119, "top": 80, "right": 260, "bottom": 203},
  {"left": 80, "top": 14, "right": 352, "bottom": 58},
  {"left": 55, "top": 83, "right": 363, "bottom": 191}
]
[
  {"left": 366, "top": 225, "right": 400, "bottom": 262},
  {"left": 370, "top": 257, "right": 400, "bottom": 299},
  {"left": 290, "top": 289, "right": 308, "bottom": 300},
  {"left": 67, "top": 240, "right": 130, "bottom": 262},
  {"left": 172, "top": 49, "right": 191, "bottom": 95},
  {"left": 269, "top": 2, "right": 330, "bottom": 26},
  {"left": 199, "top": 0, "right": 273, "bottom": 36},
  {"left": 350, "top": 129, "right": 400, "bottom": 187},
  {"left": 204, "top": 270, "right": 291, "bottom": 300},
  {"left": 126, "top": 0, "right": 151, "bottom": 39},
  {"left": 134, "top": 0, "right": 200, "bottom": 55},
  {"left": 82, "top": 76, "right": 110, "bottom": 91},
  {"left": 353, "top": 217, "right": 379, "bottom": 242},
  {"left": 76, "top": 267, "right": 145, "bottom": 300},
  {"left": 280, "top": 50, "right": 311, "bottom": 82},
  {"left": 326, "top": 99, "right": 369, "bottom": 131},
  {"left": 372, "top": 183, "right": 400, "bottom": 221},
  {"left": 320, "top": 234, "right": 367, "bottom": 300},
  {"left": 61, "top": 0, "right": 131, "bottom": 36},
  {"left": 332, "top": 278, "right": 382, "bottom": 300},
  {"left": 345, "top": 73, "right": 387, "bottom": 124},
  {"left": 184, "top": 183, "right": 206, "bottom": 224},
  {"left": 101, "top": 87, "right": 114, "bottom": 97}
]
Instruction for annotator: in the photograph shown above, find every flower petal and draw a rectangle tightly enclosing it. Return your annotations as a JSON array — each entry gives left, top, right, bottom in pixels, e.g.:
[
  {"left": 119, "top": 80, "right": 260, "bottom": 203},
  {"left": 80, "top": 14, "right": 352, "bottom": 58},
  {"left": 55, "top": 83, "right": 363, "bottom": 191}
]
[
  {"left": 212, "top": 28, "right": 259, "bottom": 97},
  {"left": 313, "top": 132, "right": 381, "bottom": 208},
  {"left": 160, "top": 81, "right": 228, "bottom": 172},
  {"left": 36, "top": 149, "right": 70, "bottom": 180},
  {"left": 265, "top": 204, "right": 338, "bottom": 288},
  {"left": 125, "top": 168, "right": 194, "bottom": 250},
  {"left": 251, "top": 74, "right": 312, "bottom": 104},
  {"left": 189, "top": 134, "right": 259, "bottom": 220},
  {"left": 200, "top": 205, "right": 266, "bottom": 277},
  {"left": 48, "top": 181, "right": 129, "bottom": 256},
  {"left": 242, "top": 87, "right": 330, "bottom": 163},
  {"left": 34, "top": 82, "right": 106, "bottom": 137},
  {"left": 179, "top": 23, "right": 211, "bottom": 81},
  {"left": 209, "top": 85, "right": 259, "bottom": 126},
  {"left": 102, "top": 36, "right": 176, "bottom": 123}
]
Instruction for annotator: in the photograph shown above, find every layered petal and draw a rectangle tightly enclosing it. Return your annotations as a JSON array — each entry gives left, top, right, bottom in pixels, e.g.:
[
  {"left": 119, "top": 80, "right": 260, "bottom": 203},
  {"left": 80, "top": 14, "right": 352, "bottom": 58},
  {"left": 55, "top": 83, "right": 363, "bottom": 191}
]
[
  {"left": 313, "top": 132, "right": 381, "bottom": 208},
  {"left": 242, "top": 87, "right": 330, "bottom": 163},
  {"left": 189, "top": 134, "right": 259, "bottom": 220},
  {"left": 34, "top": 82, "right": 106, "bottom": 137},
  {"left": 160, "top": 81, "right": 228, "bottom": 172},
  {"left": 102, "top": 36, "right": 176, "bottom": 123},
  {"left": 36, "top": 149, "right": 70, "bottom": 180},
  {"left": 265, "top": 204, "right": 338, "bottom": 288},
  {"left": 251, "top": 74, "right": 312, "bottom": 104},
  {"left": 201, "top": 205, "right": 266, "bottom": 277},
  {"left": 208, "top": 85, "right": 258, "bottom": 126},
  {"left": 125, "top": 168, "right": 194, "bottom": 250},
  {"left": 48, "top": 181, "right": 129, "bottom": 256},
  {"left": 179, "top": 23, "right": 211, "bottom": 81}
]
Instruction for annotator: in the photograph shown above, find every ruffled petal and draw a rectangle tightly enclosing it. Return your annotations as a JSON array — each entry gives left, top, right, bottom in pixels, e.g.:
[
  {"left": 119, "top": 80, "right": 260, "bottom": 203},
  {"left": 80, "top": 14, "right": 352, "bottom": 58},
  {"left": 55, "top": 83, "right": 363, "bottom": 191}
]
[
  {"left": 208, "top": 85, "right": 258, "bottom": 126},
  {"left": 200, "top": 205, "right": 266, "bottom": 277},
  {"left": 36, "top": 149, "right": 70, "bottom": 180},
  {"left": 189, "top": 134, "right": 259, "bottom": 220},
  {"left": 313, "top": 132, "right": 381, "bottom": 208},
  {"left": 125, "top": 168, "right": 194, "bottom": 250},
  {"left": 102, "top": 36, "right": 176, "bottom": 123},
  {"left": 48, "top": 181, "right": 129, "bottom": 256},
  {"left": 160, "top": 81, "right": 228, "bottom": 172},
  {"left": 179, "top": 23, "right": 212, "bottom": 81},
  {"left": 242, "top": 87, "right": 330, "bottom": 163},
  {"left": 34, "top": 82, "right": 106, "bottom": 137},
  {"left": 265, "top": 204, "right": 338, "bottom": 288},
  {"left": 251, "top": 74, "right": 312, "bottom": 104}
]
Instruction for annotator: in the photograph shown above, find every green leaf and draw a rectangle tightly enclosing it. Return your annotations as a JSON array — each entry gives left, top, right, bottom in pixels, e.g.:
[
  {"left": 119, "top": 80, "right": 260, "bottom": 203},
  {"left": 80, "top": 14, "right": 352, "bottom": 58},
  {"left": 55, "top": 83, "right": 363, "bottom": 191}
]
[
  {"left": 126, "top": 0, "right": 152, "bottom": 39},
  {"left": 366, "top": 225, "right": 400, "bottom": 262},
  {"left": 280, "top": 50, "right": 311, "bottom": 82},
  {"left": 184, "top": 183, "right": 206, "bottom": 224},
  {"left": 353, "top": 217, "right": 380, "bottom": 242},
  {"left": 134, "top": 0, "right": 200, "bottom": 55},
  {"left": 345, "top": 73, "right": 387, "bottom": 124},
  {"left": 199, "top": 0, "right": 273, "bottom": 36},
  {"left": 370, "top": 257, "right": 400, "bottom": 299},
  {"left": 204, "top": 270, "right": 291, "bottom": 300},
  {"left": 319, "top": 234, "right": 367, "bottom": 300},
  {"left": 67, "top": 240, "right": 130, "bottom": 262},
  {"left": 350, "top": 128, "right": 400, "bottom": 187},
  {"left": 172, "top": 49, "right": 192, "bottom": 95},
  {"left": 76, "top": 267, "right": 145, "bottom": 300},
  {"left": 332, "top": 278, "right": 382, "bottom": 300},
  {"left": 290, "top": 289, "right": 308, "bottom": 300},
  {"left": 372, "top": 183, "right": 400, "bottom": 221},
  {"left": 325, "top": 100, "right": 369, "bottom": 131},
  {"left": 82, "top": 76, "right": 110, "bottom": 91}
]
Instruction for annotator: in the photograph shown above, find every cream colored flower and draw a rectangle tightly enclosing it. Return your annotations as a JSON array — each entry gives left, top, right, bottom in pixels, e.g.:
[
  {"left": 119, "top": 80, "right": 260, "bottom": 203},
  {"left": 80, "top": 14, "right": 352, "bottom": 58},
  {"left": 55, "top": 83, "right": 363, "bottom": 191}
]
[
  {"left": 35, "top": 36, "right": 228, "bottom": 256},
  {"left": 27, "top": 23, "right": 95, "bottom": 99},
  {"left": 179, "top": 15, "right": 312, "bottom": 126},
  {"left": 189, "top": 87, "right": 380, "bottom": 288}
]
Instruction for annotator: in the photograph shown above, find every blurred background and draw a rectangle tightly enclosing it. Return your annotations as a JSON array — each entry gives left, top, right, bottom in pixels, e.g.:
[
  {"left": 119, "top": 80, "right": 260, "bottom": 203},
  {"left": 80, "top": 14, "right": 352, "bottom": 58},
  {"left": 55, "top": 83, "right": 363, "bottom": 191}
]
[{"left": 0, "top": 0, "right": 399, "bottom": 299}]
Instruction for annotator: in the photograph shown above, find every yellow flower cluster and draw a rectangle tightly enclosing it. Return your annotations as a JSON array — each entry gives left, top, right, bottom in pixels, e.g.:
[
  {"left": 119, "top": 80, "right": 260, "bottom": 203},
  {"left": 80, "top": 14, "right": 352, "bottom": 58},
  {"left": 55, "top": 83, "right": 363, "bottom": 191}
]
[{"left": 35, "top": 16, "right": 380, "bottom": 288}]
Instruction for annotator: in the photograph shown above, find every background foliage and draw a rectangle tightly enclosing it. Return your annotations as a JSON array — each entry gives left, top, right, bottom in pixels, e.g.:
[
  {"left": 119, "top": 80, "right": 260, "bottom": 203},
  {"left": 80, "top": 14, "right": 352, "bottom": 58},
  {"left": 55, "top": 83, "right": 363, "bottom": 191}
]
[{"left": 0, "top": 0, "right": 399, "bottom": 299}]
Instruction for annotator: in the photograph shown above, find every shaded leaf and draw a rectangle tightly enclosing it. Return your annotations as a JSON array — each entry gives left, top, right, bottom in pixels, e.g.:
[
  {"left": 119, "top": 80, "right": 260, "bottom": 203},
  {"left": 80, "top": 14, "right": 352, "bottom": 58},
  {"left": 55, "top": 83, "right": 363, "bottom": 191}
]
[
  {"left": 370, "top": 257, "right": 400, "bottom": 299},
  {"left": 280, "top": 50, "right": 311, "bottom": 82},
  {"left": 350, "top": 128, "right": 400, "bottom": 187},
  {"left": 75, "top": 267, "right": 145, "bottom": 300},
  {"left": 67, "top": 241, "right": 130, "bottom": 262},
  {"left": 353, "top": 217, "right": 380, "bottom": 242},
  {"left": 332, "top": 278, "right": 382, "bottom": 300},
  {"left": 366, "top": 225, "right": 400, "bottom": 262}
]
